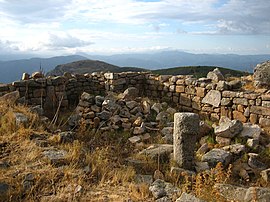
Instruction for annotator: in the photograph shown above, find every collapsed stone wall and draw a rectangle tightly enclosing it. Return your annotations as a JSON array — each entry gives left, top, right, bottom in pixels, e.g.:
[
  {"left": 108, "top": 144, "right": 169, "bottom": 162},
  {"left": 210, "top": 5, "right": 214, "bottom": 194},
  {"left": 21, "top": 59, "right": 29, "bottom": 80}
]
[{"left": 0, "top": 71, "right": 270, "bottom": 127}]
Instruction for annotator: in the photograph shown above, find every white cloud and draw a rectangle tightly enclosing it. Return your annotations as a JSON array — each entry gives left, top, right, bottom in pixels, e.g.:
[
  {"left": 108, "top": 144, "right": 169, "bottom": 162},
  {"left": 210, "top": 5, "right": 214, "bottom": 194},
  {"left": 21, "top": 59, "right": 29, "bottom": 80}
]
[
  {"left": 0, "top": 0, "right": 269, "bottom": 56},
  {"left": 0, "top": 0, "right": 72, "bottom": 23},
  {"left": 45, "top": 33, "right": 94, "bottom": 48},
  {"left": 0, "top": 0, "right": 270, "bottom": 34},
  {"left": 0, "top": 40, "right": 19, "bottom": 52}
]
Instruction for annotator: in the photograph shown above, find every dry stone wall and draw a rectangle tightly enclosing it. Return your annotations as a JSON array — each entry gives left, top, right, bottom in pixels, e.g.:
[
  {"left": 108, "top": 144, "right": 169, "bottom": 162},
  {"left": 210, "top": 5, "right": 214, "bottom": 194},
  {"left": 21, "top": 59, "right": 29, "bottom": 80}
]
[{"left": 0, "top": 71, "right": 270, "bottom": 127}]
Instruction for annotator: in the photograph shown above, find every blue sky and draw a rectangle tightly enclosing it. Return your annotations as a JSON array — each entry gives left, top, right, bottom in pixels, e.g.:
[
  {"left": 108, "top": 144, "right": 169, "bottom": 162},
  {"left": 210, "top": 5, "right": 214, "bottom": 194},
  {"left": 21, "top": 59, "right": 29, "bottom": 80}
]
[{"left": 0, "top": 0, "right": 269, "bottom": 56}]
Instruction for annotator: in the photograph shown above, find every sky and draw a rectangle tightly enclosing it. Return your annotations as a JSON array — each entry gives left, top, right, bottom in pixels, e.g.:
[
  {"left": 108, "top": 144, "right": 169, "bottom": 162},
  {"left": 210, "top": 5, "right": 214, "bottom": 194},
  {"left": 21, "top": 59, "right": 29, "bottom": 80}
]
[{"left": 0, "top": 0, "right": 270, "bottom": 56}]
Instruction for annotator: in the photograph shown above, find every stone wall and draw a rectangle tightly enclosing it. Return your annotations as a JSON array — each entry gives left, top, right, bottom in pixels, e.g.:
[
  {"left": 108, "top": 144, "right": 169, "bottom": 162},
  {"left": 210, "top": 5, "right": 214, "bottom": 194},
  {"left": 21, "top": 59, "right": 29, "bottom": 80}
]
[
  {"left": 0, "top": 71, "right": 270, "bottom": 127},
  {"left": 9, "top": 73, "right": 106, "bottom": 112}
]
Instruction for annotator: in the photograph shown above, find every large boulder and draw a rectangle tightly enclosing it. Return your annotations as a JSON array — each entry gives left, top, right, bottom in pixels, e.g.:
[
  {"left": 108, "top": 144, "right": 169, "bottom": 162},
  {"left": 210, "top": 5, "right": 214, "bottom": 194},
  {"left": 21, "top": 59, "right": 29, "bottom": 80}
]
[
  {"left": 202, "top": 148, "right": 232, "bottom": 167},
  {"left": 214, "top": 183, "right": 247, "bottom": 202},
  {"left": 122, "top": 87, "right": 139, "bottom": 100},
  {"left": 207, "top": 68, "right": 224, "bottom": 83},
  {"left": 202, "top": 90, "right": 221, "bottom": 107},
  {"left": 215, "top": 119, "right": 243, "bottom": 138},
  {"left": 254, "top": 61, "right": 270, "bottom": 88}
]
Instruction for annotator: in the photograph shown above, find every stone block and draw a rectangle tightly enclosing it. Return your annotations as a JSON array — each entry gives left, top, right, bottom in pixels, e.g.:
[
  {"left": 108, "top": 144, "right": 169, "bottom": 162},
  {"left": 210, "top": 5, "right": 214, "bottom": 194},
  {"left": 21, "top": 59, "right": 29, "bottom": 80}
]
[
  {"left": 196, "top": 87, "right": 205, "bottom": 97},
  {"left": 250, "top": 106, "right": 270, "bottom": 116},
  {"left": 175, "top": 85, "right": 185, "bottom": 93},
  {"left": 233, "top": 98, "right": 248, "bottom": 106},
  {"left": 202, "top": 90, "right": 221, "bottom": 107},
  {"left": 233, "top": 111, "right": 247, "bottom": 122},
  {"left": 179, "top": 94, "right": 191, "bottom": 107},
  {"left": 173, "top": 113, "right": 199, "bottom": 170},
  {"left": 259, "top": 117, "right": 270, "bottom": 127}
]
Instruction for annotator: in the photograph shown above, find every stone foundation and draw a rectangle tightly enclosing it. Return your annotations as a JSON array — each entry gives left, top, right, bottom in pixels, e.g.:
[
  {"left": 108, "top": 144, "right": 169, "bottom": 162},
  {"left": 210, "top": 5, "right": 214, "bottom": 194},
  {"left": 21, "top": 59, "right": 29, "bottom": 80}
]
[{"left": 0, "top": 71, "right": 269, "bottom": 128}]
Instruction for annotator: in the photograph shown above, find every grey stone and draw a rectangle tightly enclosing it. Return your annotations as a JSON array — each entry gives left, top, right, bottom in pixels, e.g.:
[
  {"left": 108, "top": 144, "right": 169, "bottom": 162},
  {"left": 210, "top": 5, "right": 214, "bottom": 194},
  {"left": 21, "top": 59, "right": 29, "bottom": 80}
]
[
  {"left": 248, "top": 153, "right": 267, "bottom": 170},
  {"left": 214, "top": 183, "right": 247, "bottom": 202},
  {"left": 166, "top": 107, "right": 176, "bottom": 115},
  {"left": 216, "top": 136, "right": 231, "bottom": 146},
  {"left": 261, "top": 168, "right": 270, "bottom": 183},
  {"left": 0, "top": 91, "right": 20, "bottom": 103},
  {"left": 207, "top": 68, "right": 224, "bottom": 83},
  {"left": 156, "top": 196, "right": 171, "bottom": 202},
  {"left": 142, "top": 100, "right": 151, "bottom": 114},
  {"left": 149, "top": 179, "right": 167, "bottom": 199},
  {"left": 130, "top": 106, "right": 141, "bottom": 114},
  {"left": 202, "top": 90, "right": 221, "bottom": 107},
  {"left": 30, "top": 105, "right": 44, "bottom": 116},
  {"left": 59, "top": 131, "right": 75, "bottom": 143},
  {"left": 128, "top": 136, "right": 141, "bottom": 144},
  {"left": 254, "top": 60, "right": 270, "bottom": 88},
  {"left": 239, "top": 123, "right": 261, "bottom": 139},
  {"left": 216, "top": 81, "right": 229, "bottom": 91},
  {"left": 176, "top": 192, "right": 206, "bottom": 202},
  {"left": 80, "top": 92, "right": 95, "bottom": 103},
  {"left": 102, "top": 99, "right": 119, "bottom": 112},
  {"left": 22, "top": 72, "right": 30, "bottom": 80},
  {"left": 215, "top": 119, "right": 243, "bottom": 138},
  {"left": 247, "top": 138, "right": 259, "bottom": 148},
  {"left": 222, "top": 144, "right": 246, "bottom": 156},
  {"left": 156, "top": 111, "right": 169, "bottom": 122},
  {"left": 202, "top": 148, "right": 232, "bottom": 167},
  {"left": 134, "top": 174, "right": 153, "bottom": 185},
  {"left": 149, "top": 179, "right": 180, "bottom": 200},
  {"left": 133, "top": 123, "right": 145, "bottom": 135},
  {"left": 170, "top": 167, "right": 195, "bottom": 176},
  {"left": 91, "top": 105, "right": 101, "bottom": 113},
  {"left": 95, "top": 95, "right": 105, "bottom": 106},
  {"left": 104, "top": 72, "right": 118, "bottom": 80},
  {"left": 68, "top": 114, "right": 81, "bottom": 127},
  {"left": 43, "top": 149, "right": 67, "bottom": 166},
  {"left": 14, "top": 112, "right": 29, "bottom": 126},
  {"left": 229, "top": 80, "right": 242, "bottom": 89},
  {"left": 32, "top": 71, "right": 44, "bottom": 79},
  {"left": 139, "top": 144, "right": 173, "bottom": 162},
  {"left": 161, "top": 127, "right": 173, "bottom": 144},
  {"left": 195, "top": 162, "right": 209, "bottom": 172},
  {"left": 221, "top": 98, "right": 231, "bottom": 106},
  {"left": 110, "top": 115, "right": 121, "bottom": 125},
  {"left": 0, "top": 182, "right": 9, "bottom": 194},
  {"left": 244, "top": 187, "right": 270, "bottom": 202},
  {"left": 122, "top": 87, "right": 139, "bottom": 100},
  {"left": 126, "top": 101, "right": 138, "bottom": 109},
  {"left": 199, "top": 121, "right": 213, "bottom": 137},
  {"left": 197, "top": 143, "right": 209, "bottom": 155},
  {"left": 151, "top": 103, "right": 163, "bottom": 114},
  {"left": 173, "top": 113, "right": 199, "bottom": 170},
  {"left": 96, "top": 111, "right": 112, "bottom": 120}
]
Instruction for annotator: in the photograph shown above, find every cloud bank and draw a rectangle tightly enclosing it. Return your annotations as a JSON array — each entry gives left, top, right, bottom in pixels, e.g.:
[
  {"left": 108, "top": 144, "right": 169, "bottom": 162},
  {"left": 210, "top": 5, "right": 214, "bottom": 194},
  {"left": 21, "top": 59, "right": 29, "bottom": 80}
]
[{"left": 0, "top": 0, "right": 269, "bottom": 55}]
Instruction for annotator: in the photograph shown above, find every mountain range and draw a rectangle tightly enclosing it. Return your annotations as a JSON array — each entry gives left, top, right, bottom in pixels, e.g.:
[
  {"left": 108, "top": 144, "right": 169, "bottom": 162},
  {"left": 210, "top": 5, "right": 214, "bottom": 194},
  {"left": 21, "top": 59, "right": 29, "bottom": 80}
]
[{"left": 0, "top": 51, "right": 269, "bottom": 83}]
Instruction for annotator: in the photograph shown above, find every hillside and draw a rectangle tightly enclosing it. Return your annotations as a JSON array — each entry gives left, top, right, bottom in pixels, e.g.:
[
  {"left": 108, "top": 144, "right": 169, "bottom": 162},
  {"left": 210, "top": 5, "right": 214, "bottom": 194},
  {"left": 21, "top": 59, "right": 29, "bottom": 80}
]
[
  {"left": 1, "top": 51, "right": 269, "bottom": 83},
  {"left": 88, "top": 51, "right": 270, "bottom": 71},
  {"left": 0, "top": 55, "right": 88, "bottom": 83},
  {"left": 152, "top": 66, "right": 250, "bottom": 78},
  {"left": 47, "top": 60, "right": 146, "bottom": 76}
]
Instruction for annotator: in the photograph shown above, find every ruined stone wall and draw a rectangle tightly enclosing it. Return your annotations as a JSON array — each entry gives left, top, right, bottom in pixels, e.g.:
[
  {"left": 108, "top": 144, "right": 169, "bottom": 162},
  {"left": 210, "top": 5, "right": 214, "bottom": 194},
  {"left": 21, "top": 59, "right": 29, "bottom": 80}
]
[
  {"left": 0, "top": 71, "right": 269, "bottom": 127},
  {"left": 7, "top": 73, "right": 105, "bottom": 112}
]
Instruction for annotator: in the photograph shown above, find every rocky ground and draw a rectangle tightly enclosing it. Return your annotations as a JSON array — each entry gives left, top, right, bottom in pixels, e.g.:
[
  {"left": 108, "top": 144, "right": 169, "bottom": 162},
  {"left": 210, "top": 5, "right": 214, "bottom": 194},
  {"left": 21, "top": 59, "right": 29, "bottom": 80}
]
[{"left": 1, "top": 72, "right": 270, "bottom": 201}]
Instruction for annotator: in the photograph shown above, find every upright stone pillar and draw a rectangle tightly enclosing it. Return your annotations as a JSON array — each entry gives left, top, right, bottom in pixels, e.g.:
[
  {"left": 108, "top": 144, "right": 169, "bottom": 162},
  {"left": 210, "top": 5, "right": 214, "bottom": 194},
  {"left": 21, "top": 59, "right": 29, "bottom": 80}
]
[{"left": 173, "top": 112, "right": 200, "bottom": 170}]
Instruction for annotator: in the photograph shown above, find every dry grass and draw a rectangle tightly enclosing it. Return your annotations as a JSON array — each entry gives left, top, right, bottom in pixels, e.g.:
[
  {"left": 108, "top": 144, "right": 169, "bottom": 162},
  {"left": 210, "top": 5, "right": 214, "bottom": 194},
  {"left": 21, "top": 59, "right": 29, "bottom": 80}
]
[
  {"left": 0, "top": 102, "right": 148, "bottom": 201},
  {"left": 2, "top": 100, "right": 270, "bottom": 202}
]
